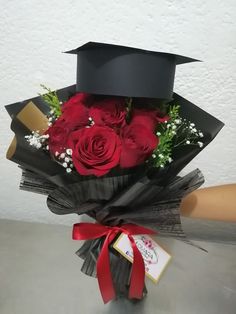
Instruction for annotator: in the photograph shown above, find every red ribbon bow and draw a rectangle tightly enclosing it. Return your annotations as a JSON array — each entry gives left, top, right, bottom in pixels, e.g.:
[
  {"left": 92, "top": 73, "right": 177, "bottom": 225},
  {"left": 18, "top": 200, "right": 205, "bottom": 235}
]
[{"left": 72, "top": 223, "right": 156, "bottom": 303}]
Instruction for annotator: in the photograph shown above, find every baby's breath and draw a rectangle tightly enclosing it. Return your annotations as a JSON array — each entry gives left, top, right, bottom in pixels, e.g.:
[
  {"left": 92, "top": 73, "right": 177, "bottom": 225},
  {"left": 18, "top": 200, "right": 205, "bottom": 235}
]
[
  {"left": 25, "top": 131, "right": 49, "bottom": 150},
  {"left": 151, "top": 104, "right": 204, "bottom": 169},
  {"left": 55, "top": 149, "right": 74, "bottom": 174}
]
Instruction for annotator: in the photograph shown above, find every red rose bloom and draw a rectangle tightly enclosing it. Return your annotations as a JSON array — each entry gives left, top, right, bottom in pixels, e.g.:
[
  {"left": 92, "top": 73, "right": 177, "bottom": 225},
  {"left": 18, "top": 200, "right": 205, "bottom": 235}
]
[
  {"left": 68, "top": 125, "right": 121, "bottom": 177},
  {"left": 60, "top": 102, "right": 89, "bottom": 130},
  {"left": 89, "top": 98, "right": 127, "bottom": 129},
  {"left": 59, "top": 93, "right": 94, "bottom": 130},
  {"left": 62, "top": 92, "right": 93, "bottom": 109},
  {"left": 120, "top": 123, "right": 158, "bottom": 168},
  {"left": 131, "top": 109, "right": 169, "bottom": 132},
  {"left": 155, "top": 111, "right": 169, "bottom": 123},
  {"left": 46, "top": 118, "right": 71, "bottom": 154}
]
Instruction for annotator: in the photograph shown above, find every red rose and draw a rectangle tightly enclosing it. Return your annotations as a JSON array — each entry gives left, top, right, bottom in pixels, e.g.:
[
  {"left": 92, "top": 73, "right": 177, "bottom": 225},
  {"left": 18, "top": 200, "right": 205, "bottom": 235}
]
[
  {"left": 155, "top": 109, "right": 170, "bottom": 123},
  {"left": 131, "top": 109, "right": 169, "bottom": 132},
  {"left": 89, "top": 98, "right": 127, "bottom": 129},
  {"left": 46, "top": 118, "right": 71, "bottom": 154},
  {"left": 59, "top": 93, "right": 94, "bottom": 130},
  {"left": 60, "top": 102, "right": 89, "bottom": 130},
  {"left": 68, "top": 125, "right": 121, "bottom": 177},
  {"left": 120, "top": 124, "right": 158, "bottom": 168},
  {"left": 62, "top": 92, "right": 94, "bottom": 109}
]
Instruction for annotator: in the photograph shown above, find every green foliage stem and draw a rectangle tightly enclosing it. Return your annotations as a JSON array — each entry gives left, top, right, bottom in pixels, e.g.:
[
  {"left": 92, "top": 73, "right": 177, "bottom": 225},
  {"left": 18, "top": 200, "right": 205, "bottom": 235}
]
[{"left": 39, "top": 84, "right": 61, "bottom": 117}]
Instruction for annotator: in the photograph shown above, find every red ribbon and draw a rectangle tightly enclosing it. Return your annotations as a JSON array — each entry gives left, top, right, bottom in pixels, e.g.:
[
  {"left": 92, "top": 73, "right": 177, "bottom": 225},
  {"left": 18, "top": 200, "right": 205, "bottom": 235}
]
[{"left": 72, "top": 223, "right": 156, "bottom": 303}]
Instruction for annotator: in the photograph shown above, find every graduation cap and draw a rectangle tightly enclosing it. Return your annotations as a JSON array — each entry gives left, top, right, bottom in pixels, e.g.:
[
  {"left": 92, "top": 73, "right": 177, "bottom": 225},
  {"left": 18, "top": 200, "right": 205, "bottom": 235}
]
[{"left": 65, "top": 42, "right": 200, "bottom": 100}]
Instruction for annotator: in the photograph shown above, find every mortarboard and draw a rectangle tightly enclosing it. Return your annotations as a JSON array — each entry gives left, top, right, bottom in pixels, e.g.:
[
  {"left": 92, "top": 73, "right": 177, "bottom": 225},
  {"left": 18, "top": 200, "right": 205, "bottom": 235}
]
[{"left": 65, "top": 42, "right": 200, "bottom": 100}]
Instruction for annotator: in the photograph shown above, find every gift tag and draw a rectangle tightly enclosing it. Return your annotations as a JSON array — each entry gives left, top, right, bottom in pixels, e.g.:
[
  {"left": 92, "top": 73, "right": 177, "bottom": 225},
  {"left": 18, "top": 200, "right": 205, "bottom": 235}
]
[{"left": 113, "top": 234, "right": 171, "bottom": 283}]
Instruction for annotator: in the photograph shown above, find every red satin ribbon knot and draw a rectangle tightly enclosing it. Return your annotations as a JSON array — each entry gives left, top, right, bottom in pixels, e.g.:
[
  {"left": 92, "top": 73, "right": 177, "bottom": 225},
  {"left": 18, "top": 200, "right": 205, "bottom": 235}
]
[{"left": 72, "top": 223, "right": 156, "bottom": 303}]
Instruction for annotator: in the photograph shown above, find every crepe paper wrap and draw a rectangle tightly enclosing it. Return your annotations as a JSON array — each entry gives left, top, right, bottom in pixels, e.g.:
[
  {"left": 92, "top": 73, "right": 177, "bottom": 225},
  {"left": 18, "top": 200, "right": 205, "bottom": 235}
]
[
  {"left": 48, "top": 168, "right": 207, "bottom": 301},
  {"left": 18, "top": 164, "right": 207, "bottom": 301},
  {"left": 5, "top": 81, "right": 223, "bottom": 302},
  {"left": 47, "top": 168, "right": 204, "bottom": 236},
  {"left": 72, "top": 223, "right": 156, "bottom": 303}
]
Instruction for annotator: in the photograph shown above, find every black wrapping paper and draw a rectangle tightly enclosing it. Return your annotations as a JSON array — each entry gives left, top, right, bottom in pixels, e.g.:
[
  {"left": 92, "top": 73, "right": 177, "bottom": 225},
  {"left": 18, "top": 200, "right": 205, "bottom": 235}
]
[
  {"left": 5, "top": 83, "right": 224, "bottom": 301},
  {"left": 5, "top": 85, "right": 224, "bottom": 187},
  {"left": 47, "top": 168, "right": 205, "bottom": 299}
]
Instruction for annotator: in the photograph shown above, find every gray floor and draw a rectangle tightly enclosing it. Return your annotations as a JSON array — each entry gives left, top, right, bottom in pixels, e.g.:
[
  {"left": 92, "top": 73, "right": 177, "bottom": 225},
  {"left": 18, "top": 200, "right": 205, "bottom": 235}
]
[{"left": 0, "top": 219, "right": 236, "bottom": 314}]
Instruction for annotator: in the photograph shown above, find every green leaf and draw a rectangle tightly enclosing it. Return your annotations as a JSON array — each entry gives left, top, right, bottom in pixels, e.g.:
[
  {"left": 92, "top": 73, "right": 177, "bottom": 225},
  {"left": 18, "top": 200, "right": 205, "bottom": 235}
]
[{"left": 39, "top": 84, "right": 61, "bottom": 117}]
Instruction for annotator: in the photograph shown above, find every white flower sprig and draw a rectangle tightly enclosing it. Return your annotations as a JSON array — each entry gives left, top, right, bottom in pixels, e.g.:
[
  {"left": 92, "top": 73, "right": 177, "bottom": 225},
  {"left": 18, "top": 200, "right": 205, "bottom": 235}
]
[
  {"left": 151, "top": 105, "right": 204, "bottom": 168},
  {"left": 26, "top": 85, "right": 75, "bottom": 174},
  {"left": 173, "top": 119, "right": 204, "bottom": 149},
  {"left": 25, "top": 131, "right": 49, "bottom": 150},
  {"left": 54, "top": 148, "right": 74, "bottom": 174},
  {"left": 25, "top": 130, "right": 74, "bottom": 174},
  {"left": 47, "top": 108, "right": 60, "bottom": 127}
]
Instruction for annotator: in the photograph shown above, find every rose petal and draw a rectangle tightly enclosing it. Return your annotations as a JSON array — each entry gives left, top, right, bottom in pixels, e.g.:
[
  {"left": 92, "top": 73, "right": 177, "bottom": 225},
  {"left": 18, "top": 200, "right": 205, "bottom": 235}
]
[
  {"left": 120, "top": 124, "right": 158, "bottom": 168},
  {"left": 68, "top": 126, "right": 121, "bottom": 177}
]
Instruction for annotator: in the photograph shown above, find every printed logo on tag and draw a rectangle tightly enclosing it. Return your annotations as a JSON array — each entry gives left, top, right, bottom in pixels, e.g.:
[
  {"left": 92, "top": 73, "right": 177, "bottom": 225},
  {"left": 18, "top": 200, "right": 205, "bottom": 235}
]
[{"left": 113, "top": 234, "right": 171, "bottom": 283}]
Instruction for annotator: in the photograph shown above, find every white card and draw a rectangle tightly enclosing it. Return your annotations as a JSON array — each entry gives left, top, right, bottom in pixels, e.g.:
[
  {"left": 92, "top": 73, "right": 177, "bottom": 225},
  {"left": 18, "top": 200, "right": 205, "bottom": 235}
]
[{"left": 113, "top": 234, "right": 171, "bottom": 283}]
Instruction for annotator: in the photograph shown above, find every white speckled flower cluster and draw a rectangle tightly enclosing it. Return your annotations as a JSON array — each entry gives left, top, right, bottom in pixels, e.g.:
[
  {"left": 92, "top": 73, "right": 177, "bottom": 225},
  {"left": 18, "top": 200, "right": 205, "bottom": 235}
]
[
  {"left": 25, "top": 131, "right": 49, "bottom": 149},
  {"left": 151, "top": 105, "right": 204, "bottom": 168},
  {"left": 47, "top": 108, "right": 60, "bottom": 127},
  {"left": 172, "top": 118, "right": 204, "bottom": 148},
  {"left": 25, "top": 130, "right": 75, "bottom": 174},
  {"left": 55, "top": 149, "right": 74, "bottom": 173}
]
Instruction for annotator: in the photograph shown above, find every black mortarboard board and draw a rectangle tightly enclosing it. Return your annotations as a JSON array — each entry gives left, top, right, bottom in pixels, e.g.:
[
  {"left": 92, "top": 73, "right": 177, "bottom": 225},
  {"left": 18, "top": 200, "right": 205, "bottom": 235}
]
[{"left": 65, "top": 42, "right": 199, "bottom": 100}]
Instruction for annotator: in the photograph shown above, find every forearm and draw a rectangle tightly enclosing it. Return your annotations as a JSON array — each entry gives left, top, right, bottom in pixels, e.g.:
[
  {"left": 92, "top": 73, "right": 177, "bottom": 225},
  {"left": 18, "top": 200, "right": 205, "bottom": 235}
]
[{"left": 180, "top": 184, "right": 236, "bottom": 222}]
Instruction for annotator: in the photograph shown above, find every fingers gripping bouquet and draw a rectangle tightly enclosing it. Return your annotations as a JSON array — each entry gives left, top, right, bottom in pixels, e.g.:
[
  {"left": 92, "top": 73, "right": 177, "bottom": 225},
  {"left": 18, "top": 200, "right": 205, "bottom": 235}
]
[{"left": 5, "top": 42, "right": 224, "bottom": 303}]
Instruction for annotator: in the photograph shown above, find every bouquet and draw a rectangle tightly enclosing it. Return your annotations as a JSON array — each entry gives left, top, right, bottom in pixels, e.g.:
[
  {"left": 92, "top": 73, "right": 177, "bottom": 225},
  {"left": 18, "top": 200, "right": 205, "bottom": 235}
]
[{"left": 5, "top": 42, "right": 224, "bottom": 303}]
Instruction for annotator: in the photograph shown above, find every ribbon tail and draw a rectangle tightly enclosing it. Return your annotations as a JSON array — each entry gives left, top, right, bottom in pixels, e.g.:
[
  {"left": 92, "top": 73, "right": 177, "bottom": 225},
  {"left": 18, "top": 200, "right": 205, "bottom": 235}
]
[
  {"left": 128, "top": 236, "right": 145, "bottom": 300},
  {"left": 96, "top": 232, "right": 116, "bottom": 304}
]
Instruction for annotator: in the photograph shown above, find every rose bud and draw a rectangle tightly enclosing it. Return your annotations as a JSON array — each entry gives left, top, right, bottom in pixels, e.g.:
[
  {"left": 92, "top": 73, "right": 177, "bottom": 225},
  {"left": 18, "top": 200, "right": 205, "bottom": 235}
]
[
  {"left": 131, "top": 109, "right": 169, "bottom": 133},
  {"left": 46, "top": 118, "right": 71, "bottom": 155},
  {"left": 120, "top": 123, "right": 158, "bottom": 168},
  {"left": 89, "top": 98, "right": 127, "bottom": 129}
]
